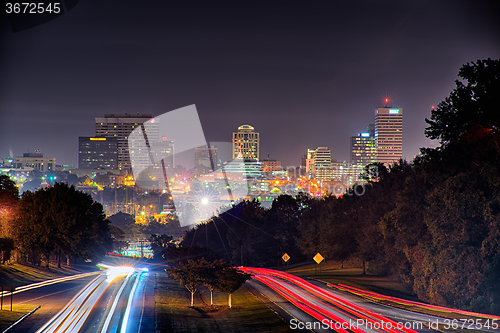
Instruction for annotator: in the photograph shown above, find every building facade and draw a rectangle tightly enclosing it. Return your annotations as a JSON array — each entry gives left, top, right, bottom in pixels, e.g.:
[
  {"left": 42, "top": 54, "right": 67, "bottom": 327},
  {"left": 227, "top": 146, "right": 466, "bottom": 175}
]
[
  {"left": 150, "top": 138, "right": 175, "bottom": 170},
  {"left": 78, "top": 137, "right": 118, "bottom": 170},
  {"left": 305, "top": 149, "right": 316, "bottom": 175},
  {"left": 15, "top": 150, "right": 55, "bottom": 172},
  {"left": 232, "top": 125, "right": 260, "bottom": 160},
  {"left": 195, "top": 145, "right": 218, "bottom": 171},
  {"left": 95, "top": 114, "right": 159, "bottom": 172},
  {"left": 351, "top": 123, "right": 377, "bottom": 166},
  {"left": 260, "top": 158, "right": 282, "bottom": 173},
  {"left": 314, "top": 147, "right": 333, "bottom": 182},
  {"left": 375, "top": 108, "right": 403, "bottom": 166},
  {"left": 222, "top": 159, "right": 263, "bottom": 179}
]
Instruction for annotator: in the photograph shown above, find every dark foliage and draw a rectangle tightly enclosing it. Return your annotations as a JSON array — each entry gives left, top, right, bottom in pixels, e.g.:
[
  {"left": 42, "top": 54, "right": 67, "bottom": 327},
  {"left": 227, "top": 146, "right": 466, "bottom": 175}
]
[{"left": 13, "top": 183, "right": 112, "bottom": 267}]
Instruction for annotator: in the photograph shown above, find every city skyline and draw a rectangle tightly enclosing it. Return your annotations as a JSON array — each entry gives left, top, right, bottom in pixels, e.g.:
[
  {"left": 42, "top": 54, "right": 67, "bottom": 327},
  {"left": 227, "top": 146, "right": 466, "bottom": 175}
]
[{"left": 1, "top": 1, "right": 499, "bottom": 167}]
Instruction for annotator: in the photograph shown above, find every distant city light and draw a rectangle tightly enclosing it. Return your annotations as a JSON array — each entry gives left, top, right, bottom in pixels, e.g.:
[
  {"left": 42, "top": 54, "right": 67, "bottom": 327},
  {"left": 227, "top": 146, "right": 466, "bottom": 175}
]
[
  {"left": 201, "top": 197, "right": 209, "bottom": 205},
  {"left": 389, "top": 109, "right": 400, "bottom": 114},
  {"left": 361, "top": 133, "right": 370, "bottom": 137}
]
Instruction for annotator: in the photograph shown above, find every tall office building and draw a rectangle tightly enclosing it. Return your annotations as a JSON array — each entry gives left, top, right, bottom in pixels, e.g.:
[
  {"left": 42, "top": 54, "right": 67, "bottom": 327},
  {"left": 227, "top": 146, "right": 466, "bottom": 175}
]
[
  {"left": 375, "top": 107, "right": 403, "bottom": 166},
  {"left": 95, "top": 114, "right": 159, "bottom": 172},
  {"left": 195, "top": 145, "right": 218, "bottom": 172},
  {"left": 314, "top": 147, "right": 333, "bottom": 182},
  {"left": 232, "top": 125, "right": 260, "bottom": 160},
  {"left": 151, "top": 137, "right": 174, "bottom": 169},
  {"left": 351, "top": 123, "right": 377, "bottom": 166},
  {"left": 78, "top": 137, "right": 118, "bottom": 170},
  {"left": 305, "top": 149, "right": 316, "bottom": 175}
]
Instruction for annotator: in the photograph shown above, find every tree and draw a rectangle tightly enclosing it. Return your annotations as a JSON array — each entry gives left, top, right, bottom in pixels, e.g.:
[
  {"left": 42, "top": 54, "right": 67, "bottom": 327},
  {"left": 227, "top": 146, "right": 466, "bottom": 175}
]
[
  {"left": 425, "top": 58, "right": 500, "bottom": 146},
  {"left": 200, "top": 258, "right": 228, "bottom": 305},
  {"left": 14, "top": 183, "right": 112, "bottom": 268},
  {"left": 0, "top": 175, "right": 18, "bottom": 199},
  {"left": 0, "top": 175, "right": 19, "bottom": 238},
  {"left": 0, "top": 237, "right": 14, "bottom": 263},
  {"left": 166, "top": 259, "right": 205, "bottom": 307},
  {"left": 216, "top": 267, "right": 252, "bottom": 308}
]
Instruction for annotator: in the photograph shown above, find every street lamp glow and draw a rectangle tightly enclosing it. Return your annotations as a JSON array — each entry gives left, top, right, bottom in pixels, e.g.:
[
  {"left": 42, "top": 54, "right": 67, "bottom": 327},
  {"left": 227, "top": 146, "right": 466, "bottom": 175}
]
[{"left": 201, "top": 197, "right": 209, "bottom": 205}]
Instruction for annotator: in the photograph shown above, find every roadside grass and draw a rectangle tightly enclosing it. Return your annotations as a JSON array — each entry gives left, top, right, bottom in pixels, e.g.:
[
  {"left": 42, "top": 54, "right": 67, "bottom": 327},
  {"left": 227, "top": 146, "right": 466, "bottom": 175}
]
[
  {"left": 155, "top": 273, "right": 292, "bottom": 333},
  {"left": 0, "top": 310, "right": 26, "bottom": 331},
  {"left": 0, "top": 263, "right": 84, "bottom": 287},
  {"left": 289, "top": 260, "right": 416, "bottom": 300},
  {"left": 0, "top": 263, "right": 93, "bottom": 331}
]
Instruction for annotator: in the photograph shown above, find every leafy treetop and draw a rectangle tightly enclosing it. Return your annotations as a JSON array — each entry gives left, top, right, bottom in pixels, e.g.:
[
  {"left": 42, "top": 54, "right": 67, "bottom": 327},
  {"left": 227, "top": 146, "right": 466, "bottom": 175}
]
[{"left": 425, "top": 58, "right": 500, "bottom": 146}]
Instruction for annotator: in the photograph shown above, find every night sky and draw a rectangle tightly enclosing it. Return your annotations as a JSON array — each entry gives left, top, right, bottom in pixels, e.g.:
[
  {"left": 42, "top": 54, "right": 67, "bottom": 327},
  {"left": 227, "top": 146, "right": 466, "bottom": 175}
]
[{"left": 1, "top": 0, "right": 499, "bottom": 168}]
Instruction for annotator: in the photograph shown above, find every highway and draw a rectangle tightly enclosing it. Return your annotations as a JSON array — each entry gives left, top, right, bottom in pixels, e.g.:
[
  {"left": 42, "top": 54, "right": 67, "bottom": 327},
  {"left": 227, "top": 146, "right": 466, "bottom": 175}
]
[
  {"left": 241, "top": 267, "right": 500, "bottom": 333},
  {"left": 6, "top": 264, "right": 500, "bottom": 332},
  {"left": 5, "top": 264, "right": 153, "bottom": 333}
]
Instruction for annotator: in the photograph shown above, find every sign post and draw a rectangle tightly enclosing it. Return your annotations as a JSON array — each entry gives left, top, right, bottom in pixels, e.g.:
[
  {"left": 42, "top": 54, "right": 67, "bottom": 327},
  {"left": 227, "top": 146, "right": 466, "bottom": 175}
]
[
  {"left": 282, "top": 253, "right": 290, "bottom": 269},
  {"left": 313, "top": 253, "right": 324, "bottom": 275},
  {"left": 1, "top": 286, "right": 15, "bottom": 311},
  {"left": 11, "top": 286, "right": 14, "bottom": 311}
]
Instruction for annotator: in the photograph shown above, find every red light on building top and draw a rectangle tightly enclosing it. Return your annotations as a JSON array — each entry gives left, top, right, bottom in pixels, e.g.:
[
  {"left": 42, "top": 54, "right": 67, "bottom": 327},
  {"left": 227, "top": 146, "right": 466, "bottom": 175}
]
[
  {"left": 385, "top": 98, "right": 389, "bottom": 103},
  {"left": 162, "top": 136, "right": 167, "bottom": 141}
]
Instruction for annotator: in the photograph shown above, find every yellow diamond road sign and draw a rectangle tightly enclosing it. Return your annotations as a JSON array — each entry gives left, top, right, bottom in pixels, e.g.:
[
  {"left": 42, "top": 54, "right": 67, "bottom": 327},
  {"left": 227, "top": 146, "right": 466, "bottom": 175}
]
[
  {"left": 282, "top": 253, "right": 290, "bottom": 262},
  {"left": 313, "top": 253, "right": 324, "bottom": 264}
]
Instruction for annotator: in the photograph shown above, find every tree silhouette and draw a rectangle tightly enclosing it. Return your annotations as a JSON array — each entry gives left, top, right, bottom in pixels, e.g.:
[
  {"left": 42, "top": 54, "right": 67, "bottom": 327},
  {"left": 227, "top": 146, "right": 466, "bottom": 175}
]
[
  {"left": 216, "top": 267, "right": 252, "bottom": 308},
  {"left": 14, "top": 183, "right": 112, "bottom": 268},
  {"left": 425, "top": 58, "right": 500, "bottom": 146}
]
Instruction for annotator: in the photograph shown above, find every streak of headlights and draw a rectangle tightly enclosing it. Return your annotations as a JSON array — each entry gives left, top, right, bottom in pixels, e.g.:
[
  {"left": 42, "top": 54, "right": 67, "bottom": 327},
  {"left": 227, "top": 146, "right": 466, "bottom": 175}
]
[
  {"left": 120, "top": 269, "right": 147, "bottom": 333},
  {"left": 35, "top": 266, "right": 136, "bottom": 333},
  {"left": 242, "top": 267, "right": 419, "bottom": 333},
  {"left": 331, "top": 283, "right": 500, "bottom": 320},
  {"left": 100, "top": 271, "right": 133, "bottom": 333},
  {"left": 0, "top": 271, "right": 100, "bottom": 297}
]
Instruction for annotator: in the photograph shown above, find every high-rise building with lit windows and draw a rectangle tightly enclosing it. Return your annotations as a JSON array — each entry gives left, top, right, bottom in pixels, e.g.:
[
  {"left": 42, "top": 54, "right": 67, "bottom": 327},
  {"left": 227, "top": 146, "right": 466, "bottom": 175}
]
[
  {"left": 314, "top": 147, "right": 333, "bottom": 182},
  {"left": 351, "top": 124, "right": 377, "bottom": 166},
  {"left": 194, "top": 145, "right": 218, "bottom": 175},
  {"left": 232, "top": 125, "right": 259, "bottom": 160},
  {"left": 78, "top": 137, "right": 118, "bottom": 170},
  {"left": 305, "top": 149, "right": 316, "bottom": 176},
  {"left": 95, "top": 114, "right": 158, "bottom": 172},
  {"left": 375, "top": 107, "right": 403, "bottom": 166}
]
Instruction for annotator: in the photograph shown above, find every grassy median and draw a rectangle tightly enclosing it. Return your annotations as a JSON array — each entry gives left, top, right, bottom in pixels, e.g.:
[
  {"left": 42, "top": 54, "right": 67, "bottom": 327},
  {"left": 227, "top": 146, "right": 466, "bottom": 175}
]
[{"left": 155, "top": 273, "right": 292, "bottom": 333}]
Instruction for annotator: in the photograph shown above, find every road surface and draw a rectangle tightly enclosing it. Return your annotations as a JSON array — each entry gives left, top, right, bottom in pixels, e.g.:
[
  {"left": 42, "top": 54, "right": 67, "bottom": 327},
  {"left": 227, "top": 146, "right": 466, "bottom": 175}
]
[
  {"left": 241, "top": 267, "right": 500, "bottom": 333},
  {"left": 5, "top": 265, "right": 154, "bottom": 333}
]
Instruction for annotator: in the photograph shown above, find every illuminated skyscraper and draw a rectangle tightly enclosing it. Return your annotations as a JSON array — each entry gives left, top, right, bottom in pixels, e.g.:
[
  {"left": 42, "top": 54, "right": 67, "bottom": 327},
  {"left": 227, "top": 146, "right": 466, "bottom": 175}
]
[
  {"left": 232, "top": 125, "right": 260, "bottom": 160},
  {"left": 314, "top": 147, "right": 333, "bottom": 182},
  {"left": 375, "top": 107, "right": 403, "bottom": 166},
  {"left": 351, "top": 124, "right": 377, "bottom": 166},
  {"left": 304, "top": 149, "right": 316, "bottom": 177},
  {"left": 195, "top": 145, "right": 218, "bottom": 173},
  {"left": 95, "top": 114, "right": 158, "bottom": 172},
  {"left": 78, "top": 137, "right": 118, "bottom": 170}
]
